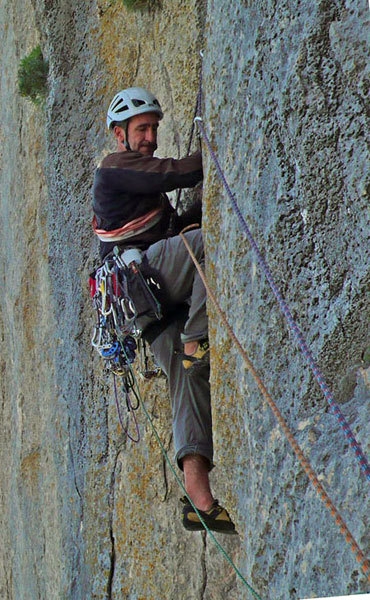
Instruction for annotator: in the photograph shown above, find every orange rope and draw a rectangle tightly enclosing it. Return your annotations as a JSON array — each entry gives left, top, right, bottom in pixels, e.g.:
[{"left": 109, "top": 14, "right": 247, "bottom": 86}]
[{"left": 180, "top": 226, "right": 370, "bottom": 580}]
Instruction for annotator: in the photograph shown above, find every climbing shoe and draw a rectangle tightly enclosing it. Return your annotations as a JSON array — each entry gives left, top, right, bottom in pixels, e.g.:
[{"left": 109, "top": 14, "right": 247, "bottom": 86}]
[
  {"left": 182, "top": 339, "right": 210, "bottom": 370},
  {"left": 181, "top": 497, "right": 238, "bottom": 534}
]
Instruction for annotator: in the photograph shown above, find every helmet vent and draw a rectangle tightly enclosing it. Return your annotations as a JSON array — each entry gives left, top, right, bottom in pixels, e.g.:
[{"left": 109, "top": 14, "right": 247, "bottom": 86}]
[
  {"left": 132, "top": 99, "right": 146, "bottom": 107},
  {"left": 115, "top": 104, "right": 129, "bottom": 114}
]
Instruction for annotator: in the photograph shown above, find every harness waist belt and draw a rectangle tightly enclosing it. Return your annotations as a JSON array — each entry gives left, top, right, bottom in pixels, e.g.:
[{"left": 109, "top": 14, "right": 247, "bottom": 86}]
[{"left": 92, "top": 208, "right": 162, "bottom": 242}]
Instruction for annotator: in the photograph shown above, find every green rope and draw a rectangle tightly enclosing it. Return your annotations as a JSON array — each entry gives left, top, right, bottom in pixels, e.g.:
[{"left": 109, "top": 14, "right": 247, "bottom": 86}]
[{"left": 125, "top": 360, "right": 263, "bottom": 600}]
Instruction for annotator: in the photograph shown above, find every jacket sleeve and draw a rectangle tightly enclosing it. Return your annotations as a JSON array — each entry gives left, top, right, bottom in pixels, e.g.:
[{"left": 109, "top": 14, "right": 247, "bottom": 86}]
[{"left": 99, "top": 151, "right": 203, "bottom": 195}]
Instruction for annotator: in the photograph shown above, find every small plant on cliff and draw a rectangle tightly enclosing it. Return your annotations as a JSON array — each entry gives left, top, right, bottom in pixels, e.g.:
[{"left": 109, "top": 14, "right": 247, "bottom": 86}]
[
  {"left": 18, "top": 45, "right": 49, "bottom": 106},
  {"left": 121, "top": 0, "right": 160, "bottom": 11}
]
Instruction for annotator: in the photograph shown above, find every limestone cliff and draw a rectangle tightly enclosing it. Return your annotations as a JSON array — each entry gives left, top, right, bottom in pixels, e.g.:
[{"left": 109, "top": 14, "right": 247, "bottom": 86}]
[{"left": 0, "top": 1, "right": 369, "bottom": 599}]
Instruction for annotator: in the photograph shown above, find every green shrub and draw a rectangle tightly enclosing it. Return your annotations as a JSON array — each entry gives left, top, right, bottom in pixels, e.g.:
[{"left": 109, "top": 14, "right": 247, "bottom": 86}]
[
  {"left": 18, "top": 45, "right": 49, "bottom": 106},
  {"left": 121, "top": 0, "right": 160, "bottom": 11}
]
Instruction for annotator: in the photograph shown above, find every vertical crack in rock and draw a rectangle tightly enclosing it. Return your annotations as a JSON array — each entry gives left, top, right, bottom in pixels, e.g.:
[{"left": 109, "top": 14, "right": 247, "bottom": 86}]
[
  {"left": 107, "top": 450, "right": 120, "bottom": 599},
  {"left": 66, "top": 414, "right": 84, "bottom": 593},
  {"left": 107, "top": 522, "right": 116, "bottom": 600},
  {"left": 160, "top": 432, "right": 172, "bottom": 502},
  {"left": 68, "top": 433, "right": 82, "bottom": 503},
  {"left": 200, "top": 531, "right": 208, "bottom": 598}
]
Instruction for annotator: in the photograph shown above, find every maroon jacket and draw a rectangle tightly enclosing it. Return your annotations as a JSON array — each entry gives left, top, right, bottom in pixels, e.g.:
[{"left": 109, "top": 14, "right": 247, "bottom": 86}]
[{"left": 92, "top": 150, "right": 203, "bottom": 258}]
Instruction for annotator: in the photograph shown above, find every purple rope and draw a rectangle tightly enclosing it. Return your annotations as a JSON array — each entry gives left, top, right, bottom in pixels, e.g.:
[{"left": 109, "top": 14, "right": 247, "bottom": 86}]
[{"left": 195, "top": 116, "right": 370, "bottom": 483}]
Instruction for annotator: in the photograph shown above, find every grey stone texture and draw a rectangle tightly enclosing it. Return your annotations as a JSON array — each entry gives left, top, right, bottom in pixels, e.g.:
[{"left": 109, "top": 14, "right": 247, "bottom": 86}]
[{"left": 0, "top": 0, "right": 369, "bottom": 599}]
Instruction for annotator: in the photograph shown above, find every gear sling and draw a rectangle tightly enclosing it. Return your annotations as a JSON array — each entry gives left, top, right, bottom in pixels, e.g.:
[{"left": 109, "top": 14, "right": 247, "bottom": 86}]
[{"left": 89, "top": 246, "right": 162, "bottom": 376}]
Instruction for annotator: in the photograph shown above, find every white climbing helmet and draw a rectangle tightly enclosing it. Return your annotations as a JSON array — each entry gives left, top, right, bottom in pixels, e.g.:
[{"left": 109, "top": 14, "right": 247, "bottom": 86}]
[{"left": 106, "top": 87, "right": 163, "bottom": 129}]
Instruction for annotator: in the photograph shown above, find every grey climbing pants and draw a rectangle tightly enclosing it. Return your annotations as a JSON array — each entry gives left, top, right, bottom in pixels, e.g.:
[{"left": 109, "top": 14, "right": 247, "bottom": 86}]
[
  {"left": 144, "top": 228, "right": 208, "bottom": 343},
  {"left": 139, "top": 229, "right": 213, "bottom": 469},
  {"left": 149, "top": 312, "right": 213, "bottom": 470}
]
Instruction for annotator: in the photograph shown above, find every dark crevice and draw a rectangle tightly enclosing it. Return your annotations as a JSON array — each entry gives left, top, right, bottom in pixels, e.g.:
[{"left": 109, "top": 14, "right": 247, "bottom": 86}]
[
  {"left": 161, "top": 449, "right": 169, "bottom": 501},
  {"left": 200, "top": 531, "right": 208, "bottom": 598},
  {"left": 107, "top": 524, "right": 116, "bottom": 600},
  {"left": 106, "top": 451, "right": 120, "bottom": 599}
]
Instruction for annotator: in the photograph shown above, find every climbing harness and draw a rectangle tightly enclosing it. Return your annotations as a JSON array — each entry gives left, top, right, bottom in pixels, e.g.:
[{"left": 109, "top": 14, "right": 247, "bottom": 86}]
[{"left": 90, "top": 246, "right": 162, "bottom": 440}]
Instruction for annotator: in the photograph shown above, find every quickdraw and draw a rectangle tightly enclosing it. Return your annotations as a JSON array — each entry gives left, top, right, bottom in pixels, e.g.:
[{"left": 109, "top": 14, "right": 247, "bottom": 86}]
[{"left": 90, "top": 247, "right": 162, "bottom": 440}]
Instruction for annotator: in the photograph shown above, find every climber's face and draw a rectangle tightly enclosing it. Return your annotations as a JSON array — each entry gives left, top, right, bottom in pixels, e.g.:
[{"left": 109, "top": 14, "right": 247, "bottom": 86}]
[{"left": 114, "top": 112, "right": 159, "bottom": 156}]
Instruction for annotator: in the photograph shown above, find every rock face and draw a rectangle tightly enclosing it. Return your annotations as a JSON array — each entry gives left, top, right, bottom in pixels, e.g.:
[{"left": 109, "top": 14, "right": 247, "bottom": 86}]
[{"left": 0, "top": 1, "right": 369, "bottom": 599}]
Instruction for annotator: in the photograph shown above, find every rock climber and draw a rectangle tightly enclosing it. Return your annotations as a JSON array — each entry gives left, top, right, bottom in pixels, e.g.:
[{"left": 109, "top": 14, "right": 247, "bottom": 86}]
[{"left": 92, "top": 86, "right": 236, "bottom": 534}]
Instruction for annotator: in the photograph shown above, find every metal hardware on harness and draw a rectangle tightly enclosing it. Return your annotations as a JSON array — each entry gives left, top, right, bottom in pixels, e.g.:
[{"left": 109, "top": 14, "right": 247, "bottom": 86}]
[
  {"left": 90, "top": 250, "right": 163, "bottom": 378},
  {"left": 90, "top": 258, "right": 139, "bottom": 375},
  {"left": 89, "top": 252, "right": 164, "bottom": 440},
  {"left": 120, "top": 247, "right": 143, "bottom": 267}
]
